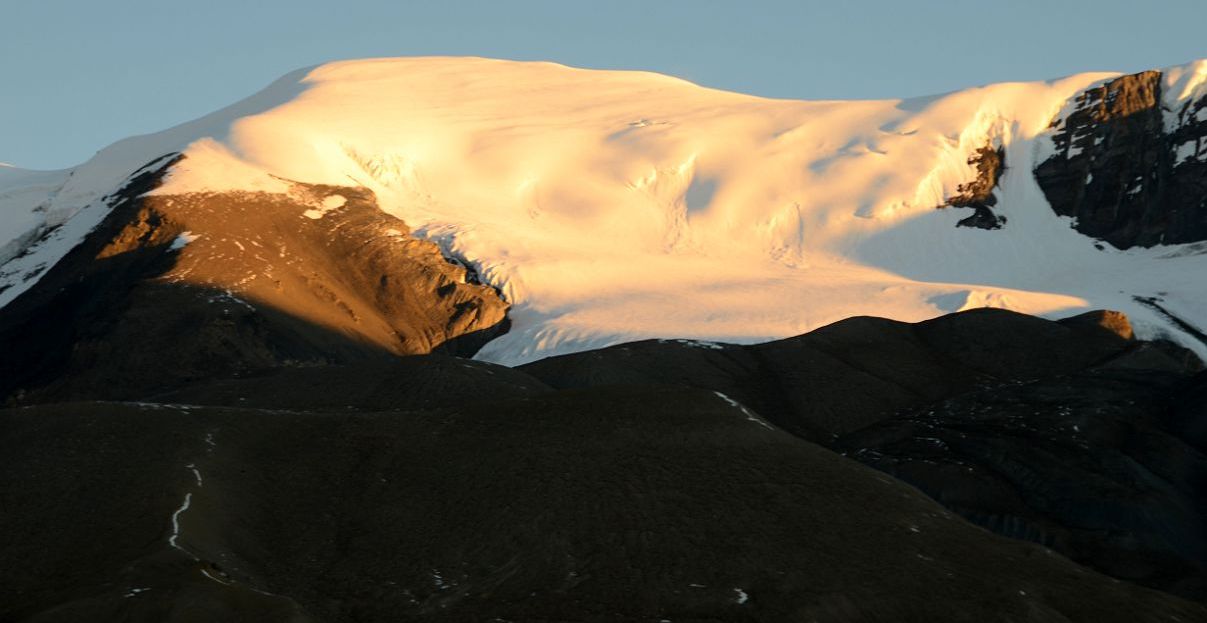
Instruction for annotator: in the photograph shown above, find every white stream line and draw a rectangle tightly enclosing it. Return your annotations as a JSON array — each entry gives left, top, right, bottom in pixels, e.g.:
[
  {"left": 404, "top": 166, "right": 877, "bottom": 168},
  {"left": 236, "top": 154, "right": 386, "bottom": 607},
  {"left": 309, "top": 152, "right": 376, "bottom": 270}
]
[
  {"left": 186, "top": 463, "right": 203, "bottom": 487},
  {"left": 713, "top": 391, "right": 775, "bottom": 430},
  {"left": 201, "top": 568, "right": 232, "bottom": 585},
  {"left": 168, "top": 461, "right": 206, "bottom": 559},
  {"left": 166, "top": 457, "right": 286, "bottom": 597},
  {"left": 168, "top": 492, "right": 193, "bottom": 553}
]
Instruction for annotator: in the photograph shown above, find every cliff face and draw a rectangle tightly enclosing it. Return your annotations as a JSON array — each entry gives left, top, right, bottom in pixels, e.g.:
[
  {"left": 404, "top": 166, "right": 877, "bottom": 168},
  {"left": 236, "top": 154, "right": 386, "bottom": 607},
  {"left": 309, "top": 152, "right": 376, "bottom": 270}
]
[{"left": 1034, "top": 70, "right": 1207, "bottom": 248}]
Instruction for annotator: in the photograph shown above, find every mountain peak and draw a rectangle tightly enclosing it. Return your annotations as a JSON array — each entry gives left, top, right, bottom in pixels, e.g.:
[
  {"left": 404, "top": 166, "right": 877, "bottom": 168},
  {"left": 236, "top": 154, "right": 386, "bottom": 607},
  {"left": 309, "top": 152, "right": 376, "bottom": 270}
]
[{"left": 2, "top": 56, "right": 1207, "bottom": 365}]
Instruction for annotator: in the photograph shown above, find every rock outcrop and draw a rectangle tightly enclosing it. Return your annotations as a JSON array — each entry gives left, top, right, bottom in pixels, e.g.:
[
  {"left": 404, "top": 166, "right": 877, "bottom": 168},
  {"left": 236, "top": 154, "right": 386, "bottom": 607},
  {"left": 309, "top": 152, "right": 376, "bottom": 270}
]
[
  {"left": 1034, "top": 70, "right": 1207, "bottom": 248},
  {"left": 0, "top": 155, "right": 510, "bottom": 403},
  {"left": 941, "top": 145, "right": 1008, "bottom": 229}
]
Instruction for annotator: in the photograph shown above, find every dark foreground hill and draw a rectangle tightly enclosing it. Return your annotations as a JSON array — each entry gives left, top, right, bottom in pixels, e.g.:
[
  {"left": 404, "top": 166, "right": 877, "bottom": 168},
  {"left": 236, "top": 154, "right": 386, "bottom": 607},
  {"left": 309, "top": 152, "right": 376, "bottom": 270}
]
[
  {"left": 2, "top": 308, "right": 1207, "bottom": 622},
  {"left": 3, "top": 390, "right": 1204, "bottom": 623},
  {"left": 520, "top": 309, "right": 1207, "bottom": 599}
]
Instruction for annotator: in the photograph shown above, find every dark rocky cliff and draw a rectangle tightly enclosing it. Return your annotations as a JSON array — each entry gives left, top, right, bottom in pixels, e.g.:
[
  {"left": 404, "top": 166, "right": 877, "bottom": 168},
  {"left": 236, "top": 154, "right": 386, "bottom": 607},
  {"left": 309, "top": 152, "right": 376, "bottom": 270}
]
[{"left": 1034, "top": 70, "right": 1207, "bottom": 248}]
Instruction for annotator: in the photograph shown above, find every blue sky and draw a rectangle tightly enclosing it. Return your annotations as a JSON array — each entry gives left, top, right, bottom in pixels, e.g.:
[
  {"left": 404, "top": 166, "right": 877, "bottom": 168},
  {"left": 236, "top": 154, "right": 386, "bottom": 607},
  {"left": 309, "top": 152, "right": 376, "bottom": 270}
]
[{"left": 3, "top": 0, "right": 1205, "bottom": 169}]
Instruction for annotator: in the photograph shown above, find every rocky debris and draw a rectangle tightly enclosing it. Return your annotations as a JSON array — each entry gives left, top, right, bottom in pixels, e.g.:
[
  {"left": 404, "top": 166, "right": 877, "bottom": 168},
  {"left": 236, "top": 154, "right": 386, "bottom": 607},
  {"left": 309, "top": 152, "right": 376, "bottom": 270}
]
[
  {"left": 1034, "top": 70, "right": 1207, "bottom": 248},
  {"left": 519, "top": 308, "right": 1207, "bottom": 596},
  {"left": 3, "top": 392, "right": 1204, "bottom": 622},
  {"left": 0, "top": 156, "right": 510, "bottom": 403},
  {"left": 939, "top": 145, "right": 1008, "bottom": 229}
]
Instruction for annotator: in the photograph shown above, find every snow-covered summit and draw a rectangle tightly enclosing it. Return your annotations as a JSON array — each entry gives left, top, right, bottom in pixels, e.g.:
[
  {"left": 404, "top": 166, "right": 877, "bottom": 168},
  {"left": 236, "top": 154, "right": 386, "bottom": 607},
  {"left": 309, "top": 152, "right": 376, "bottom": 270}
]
[{"left": 3, "top": 56, "right": 1207, "bottom": 364}]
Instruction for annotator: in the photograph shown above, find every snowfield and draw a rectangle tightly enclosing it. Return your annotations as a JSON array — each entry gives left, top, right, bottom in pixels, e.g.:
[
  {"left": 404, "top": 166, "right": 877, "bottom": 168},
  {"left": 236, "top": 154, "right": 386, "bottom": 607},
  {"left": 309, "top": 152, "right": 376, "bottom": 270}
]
[{"left": 2, "top": 57, "right": 1206, "bottom": 364}]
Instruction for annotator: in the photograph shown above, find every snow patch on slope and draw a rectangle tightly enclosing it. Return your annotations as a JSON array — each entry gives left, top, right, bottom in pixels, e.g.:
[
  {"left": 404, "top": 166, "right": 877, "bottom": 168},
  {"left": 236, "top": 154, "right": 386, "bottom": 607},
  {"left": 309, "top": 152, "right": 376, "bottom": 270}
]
[
  {"left": 1162, "top": 60, "right": 1207, "bottom": 130},
  {"left": 302, "top": 194, "right": 347, "bottom": 220},
  {"left": 0, "top": 166, "right": 70, "bottom": 265},
  {"left": 170, "top": 231, "right": 201, "bottom": 250},
  {"left": 152, "top": 139, "right": 291, "bottom": 196}
]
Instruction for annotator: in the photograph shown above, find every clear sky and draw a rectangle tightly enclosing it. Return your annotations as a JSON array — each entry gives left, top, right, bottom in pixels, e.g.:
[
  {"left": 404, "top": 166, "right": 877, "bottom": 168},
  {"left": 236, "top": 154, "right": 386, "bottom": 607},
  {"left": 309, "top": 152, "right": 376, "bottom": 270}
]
[{"left": 3, "top": 0, "right": 1205, "bottom": 170}]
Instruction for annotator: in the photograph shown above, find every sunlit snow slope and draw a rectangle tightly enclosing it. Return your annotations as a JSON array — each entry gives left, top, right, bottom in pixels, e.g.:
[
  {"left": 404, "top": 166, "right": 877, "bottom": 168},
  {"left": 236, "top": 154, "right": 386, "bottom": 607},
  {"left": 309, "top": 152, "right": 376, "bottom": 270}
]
[{"left": 3, "top": 57, "right": 1206, "bottom": 365}]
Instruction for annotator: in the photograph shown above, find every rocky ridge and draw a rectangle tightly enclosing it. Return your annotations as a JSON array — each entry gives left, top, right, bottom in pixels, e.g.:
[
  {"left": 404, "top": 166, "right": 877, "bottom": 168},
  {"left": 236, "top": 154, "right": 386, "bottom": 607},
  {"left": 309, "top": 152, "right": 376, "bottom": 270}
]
[
  {"left": 0, "top": 155, "right": 509, "bottom": 403},
  {"left": 1034, "top": 69, "right": 1207, "bottom": 248}
]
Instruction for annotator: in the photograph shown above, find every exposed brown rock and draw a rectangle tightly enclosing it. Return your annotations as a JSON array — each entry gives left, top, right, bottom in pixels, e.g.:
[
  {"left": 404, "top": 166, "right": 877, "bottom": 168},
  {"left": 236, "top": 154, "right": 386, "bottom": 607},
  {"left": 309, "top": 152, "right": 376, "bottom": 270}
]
[
  {"left": 1059, "top": 309, "right": 1135, "bottom": 341},
  {"left": 146, "top": 183, "right": 508, "bottom": 358},
  {"left": 0, "top": 155, "right": 510, "bottom": 402}
]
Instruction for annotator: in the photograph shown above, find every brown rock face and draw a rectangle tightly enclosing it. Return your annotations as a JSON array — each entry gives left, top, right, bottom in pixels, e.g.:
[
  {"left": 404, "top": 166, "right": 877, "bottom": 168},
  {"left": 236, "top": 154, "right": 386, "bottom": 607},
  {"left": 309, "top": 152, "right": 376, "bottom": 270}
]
[
  {"left": 0, "top": 155, "right": 510, "bottom": 402},
  {"left": 1034, "top": 70, "right": 1207, "bottom": 248},
  {"left": 940, "top": 145, "right": 1008, "bottom": 230},
  {"left": 1058, "top": 309, "right": 1136, "bottom": 341}
]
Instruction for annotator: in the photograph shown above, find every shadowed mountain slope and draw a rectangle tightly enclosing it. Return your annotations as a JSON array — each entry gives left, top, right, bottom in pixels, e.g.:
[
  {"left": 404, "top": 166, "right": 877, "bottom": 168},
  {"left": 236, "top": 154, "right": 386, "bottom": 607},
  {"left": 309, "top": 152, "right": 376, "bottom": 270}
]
[
  {"left": 519, "top": 308, "right": 1207, "bottom": 597},
  {"left": 3, "top": 393, "right": 1204, "bottom": 623}
]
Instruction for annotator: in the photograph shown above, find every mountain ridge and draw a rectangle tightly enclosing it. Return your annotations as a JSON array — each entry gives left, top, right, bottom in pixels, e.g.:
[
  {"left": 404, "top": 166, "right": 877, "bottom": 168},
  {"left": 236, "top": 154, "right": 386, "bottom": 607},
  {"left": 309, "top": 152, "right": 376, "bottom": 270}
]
[{"left": 2, "top": 56, "right": 1206, "bottom": 366}]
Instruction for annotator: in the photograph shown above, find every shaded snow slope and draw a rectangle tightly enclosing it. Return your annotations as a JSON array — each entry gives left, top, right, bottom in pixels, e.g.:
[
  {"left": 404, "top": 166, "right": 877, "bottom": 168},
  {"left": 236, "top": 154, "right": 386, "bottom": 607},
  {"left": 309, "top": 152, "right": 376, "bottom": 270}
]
[
  {"left": 0, "top": 165, "right": 71, "bottom": 265},
  {"left": 3, "top": 57, "right": 1206, "bottom": 364}
]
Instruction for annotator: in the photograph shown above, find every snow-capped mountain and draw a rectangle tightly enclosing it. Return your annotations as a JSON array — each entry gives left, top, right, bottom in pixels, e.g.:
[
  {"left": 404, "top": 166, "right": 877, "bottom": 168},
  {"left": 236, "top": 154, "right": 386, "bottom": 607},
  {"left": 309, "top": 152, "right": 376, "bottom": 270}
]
[
  {"left": 5, "top": 56, "right": 1207, "bottom": 622},
  {"left": 2, "top": 57, "right": 1206, "bottom": 365}
]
